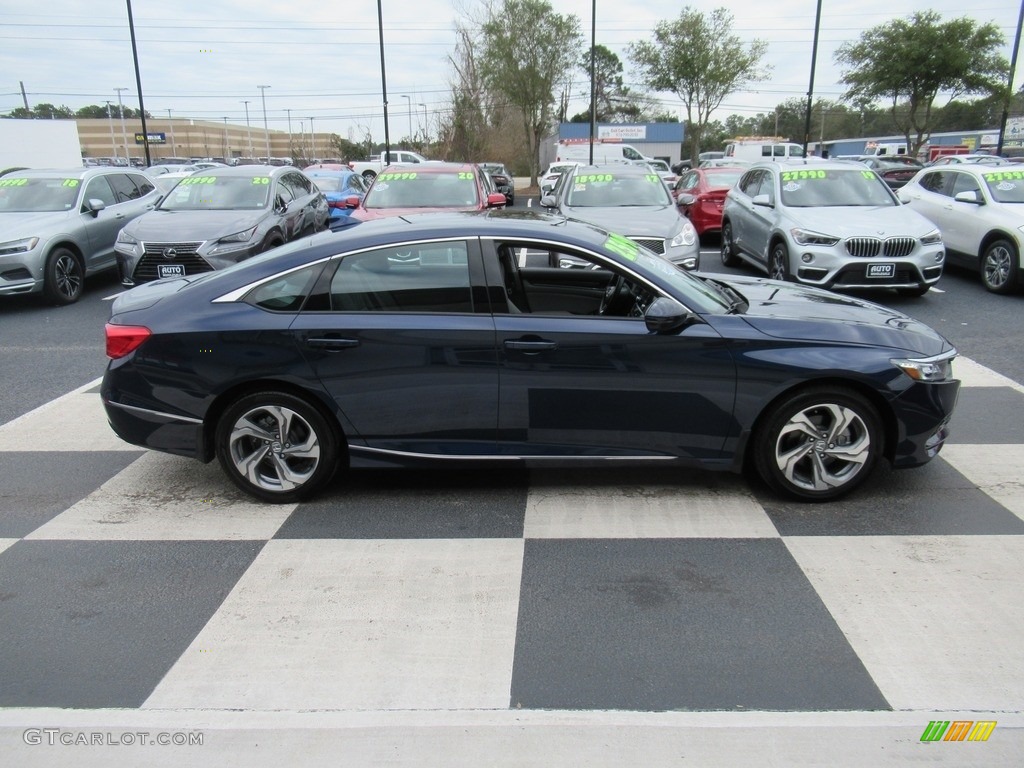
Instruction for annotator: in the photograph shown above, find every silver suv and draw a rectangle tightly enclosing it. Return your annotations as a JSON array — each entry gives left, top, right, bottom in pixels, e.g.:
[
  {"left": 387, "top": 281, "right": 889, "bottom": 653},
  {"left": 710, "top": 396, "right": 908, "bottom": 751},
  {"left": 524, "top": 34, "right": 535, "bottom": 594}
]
[
  {"left": 720, "top": 160, "right": 944, "bottom": 296},
  {"left": 0, "top": 167, "right": 160, "bottom": 304}
]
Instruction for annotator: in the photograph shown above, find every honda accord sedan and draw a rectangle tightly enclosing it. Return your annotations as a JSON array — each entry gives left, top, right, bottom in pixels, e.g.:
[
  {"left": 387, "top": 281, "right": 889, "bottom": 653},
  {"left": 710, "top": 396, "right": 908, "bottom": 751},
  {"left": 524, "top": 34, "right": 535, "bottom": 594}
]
[
  {"left": 114, "top": 165, "right": 329, "bottom": 285},
  {"left": 102, "top": 211, "right": 960, "bottom": 504}
]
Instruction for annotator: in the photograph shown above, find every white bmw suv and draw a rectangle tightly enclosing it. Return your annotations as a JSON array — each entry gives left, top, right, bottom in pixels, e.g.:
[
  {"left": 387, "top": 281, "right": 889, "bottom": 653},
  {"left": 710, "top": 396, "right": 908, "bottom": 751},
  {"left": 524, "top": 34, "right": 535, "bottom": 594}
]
[
  {"left": 720, "top": 160, "right": 945, "bottom": 296},
  {"left": 898, "top": 164, "right": 1023, "bottom": 294}
]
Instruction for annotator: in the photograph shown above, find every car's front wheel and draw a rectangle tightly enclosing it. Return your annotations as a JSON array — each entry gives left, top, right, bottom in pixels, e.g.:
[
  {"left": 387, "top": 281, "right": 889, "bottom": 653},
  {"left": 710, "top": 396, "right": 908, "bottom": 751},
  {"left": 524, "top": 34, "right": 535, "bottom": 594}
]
[
  {"left": 43, "top": 247, "right": 84, "bottom": 305},
  {"left": 215, "top": 391, "right": 341, "bottom": 503},
  {"left": 720, "top": 221, "right": 740, "bottom": 267},
  {"left": 752, "top": 387, "right": 882, "bottom": 501},
  {"left": 980, "top": 238, "right": 1018, "bottom": 294},
  {"left": 768, "top": 242, "right": 790, "bottom": 281}
]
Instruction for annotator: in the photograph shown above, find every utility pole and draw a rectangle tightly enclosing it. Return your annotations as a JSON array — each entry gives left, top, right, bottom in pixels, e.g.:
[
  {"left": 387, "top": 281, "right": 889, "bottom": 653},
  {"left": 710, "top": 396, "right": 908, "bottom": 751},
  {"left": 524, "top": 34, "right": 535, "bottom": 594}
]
[
  {"left": 257, "top": 85, "right": 271, "bottom": 161},
  {"left": 401, "top": 95, "right": 412, "bottom": 145},
  {"left": 309, "top": 116, "right": 316, "bottom": 160},
  {"left": 223, "top": 117, "right": 229, "bottom": 158},
  {"left": 419, "top": 103, "right": 428, "bottom": 144},
  {"left": 115, "top": 87, "right": 130, "bottom": 163},
  {"left": 285, "top": 108, "right": 293, "bottom": 159},
  {"left": 105, "top": 101, "right": 117, "bottom": 159},
  {"left": 167, "top": 109, "right": 176, "bottom": 156},
  {"left": 241, "top": 100, "right": 254, "bottom": 158}
]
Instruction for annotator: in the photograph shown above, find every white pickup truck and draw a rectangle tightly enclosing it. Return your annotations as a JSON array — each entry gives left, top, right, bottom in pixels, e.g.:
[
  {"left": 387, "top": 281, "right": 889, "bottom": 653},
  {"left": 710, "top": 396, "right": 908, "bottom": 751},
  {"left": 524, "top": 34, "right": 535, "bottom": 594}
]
[{"left": 348, "top": 150, "right": 433, "bottom": 181}]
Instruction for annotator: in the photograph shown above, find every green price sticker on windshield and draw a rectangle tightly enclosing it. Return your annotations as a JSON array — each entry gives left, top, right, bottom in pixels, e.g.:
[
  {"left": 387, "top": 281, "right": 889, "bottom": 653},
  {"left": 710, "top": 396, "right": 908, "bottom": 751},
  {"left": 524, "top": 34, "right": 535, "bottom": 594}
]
[
  {"left": 576, "top": 174, "right": 613, "bottom": 184},
  {"left": 0, "top": 178, "right": 29, "bottom": 187},
  {"left": 378, "top": 172, "right": 418, "bottom": 181},
  {"left": 604, "top": 232, "right": 639, "bottom": 261},
  {"left": 251, "top": 176, "right": 270, "bottom": 185},
  {"left": 781, "top": 170, "right": 826, "bottom": 181},
  {"left": 183, "top": 176, "right": 216, "bottom": 185},
  {"left": 61, "top": 179, "right": 80, "bottom": 187},
  {"left": 984, "top": 171, "right": 1024, "bottom": 182},
  {"left": 458, "top": 172, "right": 473, "bottom": 179}
]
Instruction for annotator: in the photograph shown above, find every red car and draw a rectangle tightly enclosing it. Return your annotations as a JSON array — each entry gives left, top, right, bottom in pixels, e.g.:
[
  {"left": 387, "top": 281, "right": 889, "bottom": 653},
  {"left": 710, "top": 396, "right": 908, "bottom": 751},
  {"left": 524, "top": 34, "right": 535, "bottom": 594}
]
[
  {"left": 351, "top": 162, "right": 507, "bottom": 221},
  {"left": 671, "top": 166, "right": 746, "bottom": 237}
]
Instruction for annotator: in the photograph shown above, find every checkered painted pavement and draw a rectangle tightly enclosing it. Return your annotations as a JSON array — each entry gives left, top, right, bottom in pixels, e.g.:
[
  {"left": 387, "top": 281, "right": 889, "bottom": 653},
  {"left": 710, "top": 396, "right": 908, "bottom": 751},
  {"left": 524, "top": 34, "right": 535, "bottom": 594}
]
[{"left": 0, "top": 356, "right": 1022, "bottom": 765}]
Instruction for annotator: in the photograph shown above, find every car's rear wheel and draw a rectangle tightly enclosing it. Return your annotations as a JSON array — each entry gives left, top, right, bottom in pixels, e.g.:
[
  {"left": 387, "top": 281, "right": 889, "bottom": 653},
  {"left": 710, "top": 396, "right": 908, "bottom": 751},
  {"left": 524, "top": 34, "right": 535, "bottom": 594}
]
[
  {"left": 980, "top": 238, "right": 1018, "bottom": 294},
  {"left": 752, "top": 387, "right": 882, "bottom": 502},
  {"left": 215, "top": 391, "right": 340, "bottom": 503},
  {"left": 768, "top": 242, "right": 790, "bottom": 281},
  {"left": 43, "top": 247, "right": 84, "bottom": 305},
  {"left": 720, "top": 221, "right": 740, "bottom": 267},
  {"left": 260, "top": 233, "right": 285, "bottom": 253}
]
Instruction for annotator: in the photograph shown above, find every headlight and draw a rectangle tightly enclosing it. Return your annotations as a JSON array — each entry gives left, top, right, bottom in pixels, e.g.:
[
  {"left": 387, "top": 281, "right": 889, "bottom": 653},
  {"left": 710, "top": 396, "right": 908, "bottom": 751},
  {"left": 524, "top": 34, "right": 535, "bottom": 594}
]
[
  {"left": 670, "top": 220, "right": 697, "bottom": 247},
  {"left": 790, "top": 228, "right": 839, "bottom": 246},
  {"left": 891, "top": 351, "right": 956, "bottom": 382},
  {"left": 0, "top": 237, "right": 40, "bottom": 256},
  {"left": 218, "top": 227, "right": 257, "bottom": 244},
  {"left": 920, "top": 229, "right": 942, "bottom": 245},
  {"left": 116, "top": 229, "right": 138, "bottom": 245}
]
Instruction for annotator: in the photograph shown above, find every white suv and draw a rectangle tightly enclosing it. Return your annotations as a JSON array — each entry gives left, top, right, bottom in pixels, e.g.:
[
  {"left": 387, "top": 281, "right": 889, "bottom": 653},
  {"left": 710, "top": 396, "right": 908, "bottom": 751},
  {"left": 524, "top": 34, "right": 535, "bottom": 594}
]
[
  {"left": 898, "top": 165, "right": 1023, "bottom": 294},
  {"left": 720, "top": 160, "right": 945, "bottom": 296}
]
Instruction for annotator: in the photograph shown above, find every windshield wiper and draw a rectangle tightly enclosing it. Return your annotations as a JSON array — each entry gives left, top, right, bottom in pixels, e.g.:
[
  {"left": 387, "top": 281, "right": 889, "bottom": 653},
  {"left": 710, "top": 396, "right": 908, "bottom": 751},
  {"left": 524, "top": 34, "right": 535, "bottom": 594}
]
[{"left": 704, "top": 277, "right": 748, "bottom": 314}]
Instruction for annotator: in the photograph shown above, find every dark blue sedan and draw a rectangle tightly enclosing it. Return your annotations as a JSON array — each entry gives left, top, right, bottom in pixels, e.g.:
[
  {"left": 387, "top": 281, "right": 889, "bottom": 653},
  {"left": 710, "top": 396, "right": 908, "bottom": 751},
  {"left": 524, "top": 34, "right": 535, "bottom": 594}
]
[
  {"left": 102, "top": 211, "right": 960, "bottom": 503},
  {"left": 305, "top": 169, "right": 368, "bottom": 220}
]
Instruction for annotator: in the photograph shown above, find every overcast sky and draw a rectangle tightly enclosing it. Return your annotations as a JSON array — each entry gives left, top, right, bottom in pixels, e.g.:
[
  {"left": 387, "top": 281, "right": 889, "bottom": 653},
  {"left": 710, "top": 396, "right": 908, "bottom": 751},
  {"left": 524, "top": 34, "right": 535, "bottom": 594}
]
[{"left": 1, "top": 1, "right": 1020, "bottom": 141}]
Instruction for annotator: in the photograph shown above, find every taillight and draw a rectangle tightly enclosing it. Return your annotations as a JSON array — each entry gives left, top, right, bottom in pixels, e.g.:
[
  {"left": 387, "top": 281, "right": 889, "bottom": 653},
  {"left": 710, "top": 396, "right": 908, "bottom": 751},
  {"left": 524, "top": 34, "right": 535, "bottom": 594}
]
[{"left": 105, "top": 323, "right": 151, "bottom": 359}]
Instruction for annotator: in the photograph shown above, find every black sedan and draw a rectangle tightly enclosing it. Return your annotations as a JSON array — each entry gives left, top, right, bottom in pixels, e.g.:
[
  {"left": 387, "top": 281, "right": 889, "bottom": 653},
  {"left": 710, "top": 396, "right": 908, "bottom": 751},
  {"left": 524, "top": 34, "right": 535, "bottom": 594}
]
[
  {"left": 102, "top": 211, "right": 960, "bottom": 503},
  {"left": 114, "top": 165, "right": 329, "bottom": 284}
]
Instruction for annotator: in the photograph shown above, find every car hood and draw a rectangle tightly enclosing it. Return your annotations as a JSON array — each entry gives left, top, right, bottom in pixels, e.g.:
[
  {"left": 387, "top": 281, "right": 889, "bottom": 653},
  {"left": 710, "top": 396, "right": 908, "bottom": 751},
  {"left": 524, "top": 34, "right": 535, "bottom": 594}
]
[
  {"left": 122, "top": 209, "right": 268, "bottom": 241},
  {"left": 0, "top": 209, "right": 75, "bottom": 237},
  {"left": 717, "top": 275, "right": 952, "bottom": 356},
  {"left": 782, "top": 204, "right": 935, "bottom": 237},
  {"left": 563, "top": 205, "right": 681, "bottom": 235}
]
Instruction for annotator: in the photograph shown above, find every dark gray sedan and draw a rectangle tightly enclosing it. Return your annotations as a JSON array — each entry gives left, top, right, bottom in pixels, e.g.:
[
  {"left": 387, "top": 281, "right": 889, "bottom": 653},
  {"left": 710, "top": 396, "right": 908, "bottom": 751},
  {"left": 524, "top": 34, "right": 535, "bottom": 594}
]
[{"left": 114, "top": 165, "right": 329, "bottom": 284}]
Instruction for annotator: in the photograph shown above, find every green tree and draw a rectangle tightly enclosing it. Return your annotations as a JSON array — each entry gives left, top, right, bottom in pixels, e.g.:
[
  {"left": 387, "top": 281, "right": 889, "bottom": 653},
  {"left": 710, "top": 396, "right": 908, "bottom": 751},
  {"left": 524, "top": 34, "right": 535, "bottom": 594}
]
[
  {"left": 578, "top": 45, "right": 645, "bottom": 124},
  {"left": 629, "top": 7, "right": 769, "bottom": 166},
  {"left": 478, "top": 0, "right": 583, "bottom": 183},
  {"left": 3, "top": 103, "right": 74, "bottom": 119},
  {"left": 835, "top": 11, "right": 1007, "bottom": 154}
]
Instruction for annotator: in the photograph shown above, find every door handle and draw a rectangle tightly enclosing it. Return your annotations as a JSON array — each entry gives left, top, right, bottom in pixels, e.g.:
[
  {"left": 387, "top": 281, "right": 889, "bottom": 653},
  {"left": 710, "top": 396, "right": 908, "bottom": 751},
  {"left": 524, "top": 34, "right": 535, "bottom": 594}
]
[
  {"left": 306, "top": 337, "right": 360, "bottom": 351},
  {"left": 504, "top": 339, "right": 557, "bottom": 352}
]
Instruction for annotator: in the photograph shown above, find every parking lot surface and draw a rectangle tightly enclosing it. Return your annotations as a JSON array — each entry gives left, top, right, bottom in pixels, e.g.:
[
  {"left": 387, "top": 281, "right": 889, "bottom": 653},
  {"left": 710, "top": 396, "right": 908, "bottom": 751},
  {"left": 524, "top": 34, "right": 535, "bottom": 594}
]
[{"left": 0, "top": 353, "right": 1022, "bottom": 765}]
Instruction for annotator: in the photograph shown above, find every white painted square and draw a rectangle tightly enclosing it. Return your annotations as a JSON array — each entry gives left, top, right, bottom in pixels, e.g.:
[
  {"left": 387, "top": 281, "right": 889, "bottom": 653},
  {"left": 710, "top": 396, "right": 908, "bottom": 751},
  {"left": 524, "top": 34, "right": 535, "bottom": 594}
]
[
  {"left": 786, "top": 535, "right": 1024, "bottom": 711},
  {"left": 25, "top": 452, "right": 294, "bottom": 540},
  {"left": 524, "top": 475, "right": 777, "bottom": 538},
  {"left": 0, "top": 539, "right": 18, "bottom": 557},
  {"left": 939, "top": 444, "right": 1024, "bottom": 520},
  {"left": 143, "top": 538, "right": 524, "bottom": 711},
  {"left": 0, "top": 391, "right": 135, "bottom": 452}
]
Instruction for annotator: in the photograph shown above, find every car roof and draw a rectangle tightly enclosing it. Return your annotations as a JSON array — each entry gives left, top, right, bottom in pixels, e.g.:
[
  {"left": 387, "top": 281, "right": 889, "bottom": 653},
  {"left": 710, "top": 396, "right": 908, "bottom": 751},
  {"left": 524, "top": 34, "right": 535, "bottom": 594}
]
[
  {"left": 192, "top": 164, "right": 289, "bottom": 176},
  {"left": 567, "top": 164, "right": 662, "bottom": 176},
  {"left": 8, "top": 167, "right": 145, "bottom": 179},
  {"left": 383, "top": 162, "right": 477, "bottom": 174},
  {"left": 749, "top": 160, "right": 867, "bottom": 172}
]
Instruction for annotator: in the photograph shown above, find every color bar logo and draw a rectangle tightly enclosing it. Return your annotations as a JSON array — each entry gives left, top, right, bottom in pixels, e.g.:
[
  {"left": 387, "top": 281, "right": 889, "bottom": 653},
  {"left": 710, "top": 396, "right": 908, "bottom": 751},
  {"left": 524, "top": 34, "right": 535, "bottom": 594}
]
[{"left": 920, "top": 720, "right": 997, "bottom": 742}]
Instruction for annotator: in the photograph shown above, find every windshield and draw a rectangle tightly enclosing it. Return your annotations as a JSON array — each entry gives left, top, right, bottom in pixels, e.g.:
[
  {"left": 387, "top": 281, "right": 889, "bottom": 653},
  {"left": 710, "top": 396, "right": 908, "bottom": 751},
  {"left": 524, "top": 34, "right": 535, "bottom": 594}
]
[
  {"left": 311, "top": 176, "right": 346, "bottom": 193},
  {"left": 365, "top": 171, "right": 479, "bottom": 208},
  {"left": 704, "top": 169, "right": 745, "bottom": 189},
  {"left": 159, "top": 174, "right": 271, "bottom": 211},
  {"left": 0, "top": 176, "right": 81, "bottom": 212},
  {"left": 982, "top": 170, "right": 1024, "bottom": 203},
  {"left": 566, "top": 172, "right": 672, "bottom": 207},
  {"left": 779, "top": 169, "right": 896, "bottom": 207}
]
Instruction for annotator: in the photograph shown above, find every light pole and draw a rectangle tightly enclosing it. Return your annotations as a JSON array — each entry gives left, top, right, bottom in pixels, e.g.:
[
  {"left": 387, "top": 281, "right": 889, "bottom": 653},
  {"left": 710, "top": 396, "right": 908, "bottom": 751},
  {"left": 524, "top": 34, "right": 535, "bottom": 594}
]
[
  {"left": 257, "top": 85, "right": 271, "bottom": 160},
  {"left": 166, "top": 109, "right": 176, "bottom": 156},
  {"left": 401, "top": 95, "right": 412, "bottom": 144},
  {"left": 115, "top": 87, "right": 129, "bottom": 163},
  {"left": 418, "top": 103, "right": 428, "bottom": 144},
  {"left": 309, "top": 116, "right": 316, "bottom": 160},
  {"left": 104, "top": 101, "right": 117, "bottom": 159},
  {"left": 223, "top": 117, "right": 229, "bottom": 158},
  {"left": 240, "top": 100, "right": 254, "bottom": 158},
  {"left": 285, "top": 108, "right": 293, "bottom": 158}
]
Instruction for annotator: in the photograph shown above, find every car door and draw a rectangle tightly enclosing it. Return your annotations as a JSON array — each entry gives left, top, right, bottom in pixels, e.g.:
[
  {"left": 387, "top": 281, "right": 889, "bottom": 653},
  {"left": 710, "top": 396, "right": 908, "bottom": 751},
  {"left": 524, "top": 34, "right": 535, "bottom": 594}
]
[
  {"left": 484, "top": 240, "right": 736, "bottom": 460},
  {"left": 728, "top": 169, "right": 764, "bottom": 256},
  {"left": 738, "top": 170, "right": 775, "bottom": 265},
  {"left": 289, "top": 237, "right": 500, "bottom": 456},
  {"left": 942, "top": 171, "right": 987, "bottom": 258},
  {"left": 78, "top": 174, "right": 125, "bottom": 269}
]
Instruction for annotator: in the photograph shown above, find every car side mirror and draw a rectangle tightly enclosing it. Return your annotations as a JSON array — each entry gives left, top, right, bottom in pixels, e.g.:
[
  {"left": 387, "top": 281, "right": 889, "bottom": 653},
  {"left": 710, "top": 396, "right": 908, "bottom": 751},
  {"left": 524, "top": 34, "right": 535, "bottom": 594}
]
[
  {"left": 678, "top": 193, "right": 696, "bottom": 206},
  {"left": 275, "top": 196, "right": 288, "bottom": 213},
  {"left": 86, "top": 199, "right": 106, "bottom": 217},
  {"left": 644, "top": 296, "right": 698, "bottom": 334},
  {"left": 539, "top": 194, "right": 557, "bottom": 208},
  {"left": 344, "top": 195, "right": 361, "bottom": 209},
  {"left": 486, "top": 192, "right": 507, "bottom": 208},
  {"left": 752, "top": 194, "right": 772, "bottom": 207},
  {"left": 953, "top": 190, "right": 983, "bottom": 205}
]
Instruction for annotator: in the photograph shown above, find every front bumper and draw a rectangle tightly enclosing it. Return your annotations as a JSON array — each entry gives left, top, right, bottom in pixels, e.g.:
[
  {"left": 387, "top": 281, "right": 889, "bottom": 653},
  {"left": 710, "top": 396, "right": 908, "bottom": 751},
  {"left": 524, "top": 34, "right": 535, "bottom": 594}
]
[{"left": 889, "top": 378, "right": 961, "bottom": 468}]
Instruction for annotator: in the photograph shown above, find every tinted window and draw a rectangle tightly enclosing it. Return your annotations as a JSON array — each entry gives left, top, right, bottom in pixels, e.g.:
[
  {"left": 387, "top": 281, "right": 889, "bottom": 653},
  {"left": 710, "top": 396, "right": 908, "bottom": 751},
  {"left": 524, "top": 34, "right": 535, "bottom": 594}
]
[
  {"left": 107, "top": 173, "right": 143, "bottom": 203},
  {"left": 131, "top": 173, "right": 156, "bottom": 196},
  {"left": 329, "top": 243, "right": 472, "bottom": 312},
  {"left": 739, "top": 170, "right": 763, "bottom": 196},
  {"left": 950, "top": 172, "right": 981, "bottom": 197},
  {"left": 82, "top": 176, "right": 118, "bottom": 208},
  {"left": 283, "top": 172, "right": 313, "bottom": 197},
  {"left": 246, "top": 265, "right": 321, "bottom": 312},
  {"left": 919, "top": 171, "right": 947, "bottom": 195}
]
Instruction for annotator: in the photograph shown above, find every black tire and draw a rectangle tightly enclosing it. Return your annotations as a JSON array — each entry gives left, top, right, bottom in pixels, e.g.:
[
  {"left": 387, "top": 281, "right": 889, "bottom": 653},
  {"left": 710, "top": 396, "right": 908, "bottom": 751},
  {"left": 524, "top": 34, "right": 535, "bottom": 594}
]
[
  {"left": 752, "top": 386, "right": 882, "bottom": 502},
  {"left": 720, "top": 221, "right": 740, "bottom": 267},
  {"left": 980, "top": 238, "right": 1018, "bottom": 294},
  {"left": 768, "top": 241, "right": 790, "bottom": 281},
  {"left": 215, "top": 391, "right": 341, "bottom": 503},
  {"left": 362, "top": 170, "right": 377, "bottom": 182},
  {"left": 260, "top": 233, "right": 285, "bottom": 253},
  {"left": 43, "top": 247, "right": 84, "bottom": 305}
]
